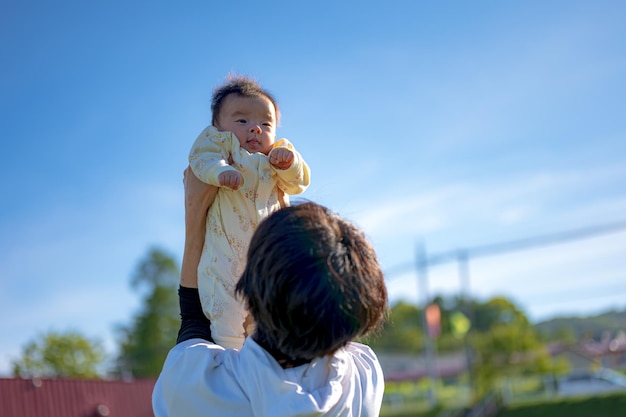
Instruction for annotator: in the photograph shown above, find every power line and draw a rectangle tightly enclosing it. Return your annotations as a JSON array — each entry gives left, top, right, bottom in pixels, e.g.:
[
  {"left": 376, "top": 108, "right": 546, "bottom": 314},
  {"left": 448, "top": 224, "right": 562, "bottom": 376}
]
[{"left": 384, "top": 219, "right": 626, "bottom": 279}]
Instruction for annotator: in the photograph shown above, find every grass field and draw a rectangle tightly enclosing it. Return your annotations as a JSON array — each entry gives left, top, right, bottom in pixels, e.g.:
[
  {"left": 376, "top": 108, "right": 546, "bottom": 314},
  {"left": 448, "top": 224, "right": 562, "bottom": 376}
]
[
  {"left": 381, "top": 391, "right": 626, "bottom": 417},
  {"left": 496, "top": 393, "right": 626, "bottom": 417}
]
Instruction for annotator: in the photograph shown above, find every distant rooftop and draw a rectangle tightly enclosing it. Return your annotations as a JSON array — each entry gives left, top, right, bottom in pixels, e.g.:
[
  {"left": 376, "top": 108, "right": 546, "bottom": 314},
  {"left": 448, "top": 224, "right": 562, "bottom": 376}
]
[{"left": 0, "top": 377, "right": 155, "bottom": 417}]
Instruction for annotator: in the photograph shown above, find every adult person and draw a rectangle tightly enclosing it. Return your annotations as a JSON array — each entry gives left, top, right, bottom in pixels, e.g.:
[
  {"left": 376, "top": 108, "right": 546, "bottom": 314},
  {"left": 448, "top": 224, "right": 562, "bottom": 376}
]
[{"left": 152, "top": 168, "right": 388, "bottom": 417}]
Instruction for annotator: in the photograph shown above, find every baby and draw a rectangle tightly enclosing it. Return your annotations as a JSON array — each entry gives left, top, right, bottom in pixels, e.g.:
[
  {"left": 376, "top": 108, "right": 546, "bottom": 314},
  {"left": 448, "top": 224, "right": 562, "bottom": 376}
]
[{"left": 188, "top": 75, "right": 310, "bottom": 349}]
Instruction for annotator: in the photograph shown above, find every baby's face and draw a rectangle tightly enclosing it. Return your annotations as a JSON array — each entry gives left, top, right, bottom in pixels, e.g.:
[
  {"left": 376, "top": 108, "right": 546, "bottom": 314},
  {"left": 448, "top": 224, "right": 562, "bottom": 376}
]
[{"left": 216, "top": 94, "right": 277, "bottom": 155}]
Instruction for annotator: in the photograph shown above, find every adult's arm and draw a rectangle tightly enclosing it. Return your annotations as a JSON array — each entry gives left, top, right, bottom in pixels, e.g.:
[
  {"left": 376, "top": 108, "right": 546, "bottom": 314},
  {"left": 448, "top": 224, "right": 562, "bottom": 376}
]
[
  {"left": 176, "top": 167, "right": 218, "bottom": 343},
  {"left": 180, "top": 166, "right": 216, "bottom": 288}
]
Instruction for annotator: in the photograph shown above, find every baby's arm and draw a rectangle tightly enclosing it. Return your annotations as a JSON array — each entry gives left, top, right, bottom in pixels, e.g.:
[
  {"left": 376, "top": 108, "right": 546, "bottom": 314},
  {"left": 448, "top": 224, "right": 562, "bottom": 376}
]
[
  {"left": 269, "top": 139, "right": 311, "bottom": 195},
  {"left": 269, "top": 147, "right": 294, "bottom": 170},
  {"left": 217, "top": 170, "right": 242, "bottom": 191},
  {"left": 189, "top": 126, "right": 243, "bottom": 190}
]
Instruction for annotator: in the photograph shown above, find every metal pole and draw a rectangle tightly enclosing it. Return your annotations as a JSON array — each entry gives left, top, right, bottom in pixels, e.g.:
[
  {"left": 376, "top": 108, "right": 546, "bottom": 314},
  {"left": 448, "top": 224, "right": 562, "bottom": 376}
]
[
  {"left": 457, "top": 250, "right": 476, "bottom": 401},
  {"left": 417, "top": 242, "right": 438, "bottom": 408}
]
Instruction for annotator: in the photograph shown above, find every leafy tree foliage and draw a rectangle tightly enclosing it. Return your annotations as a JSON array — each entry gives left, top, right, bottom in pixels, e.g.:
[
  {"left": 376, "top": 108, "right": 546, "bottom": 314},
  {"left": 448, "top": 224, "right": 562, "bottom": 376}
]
[
  {"left": 535, "top": 309, "right": 626, "bottom": 342},
  {"left": 471, "top": 296, "right": 530, "bottom": 331},
  {"left": 12, "top": 330, "right": 105, "bottom": 378},
  {"left": 460, "top": 297, "right": 560, "bottom": 397},
  {"left": 116, "top": 247, "right": 180, "bottom": 378},
  {"left": 368, "top": 294, "right": 565, "bottom": 398},
  {"left": 365, "top": 301, "right": 424, "bottom": 352}
]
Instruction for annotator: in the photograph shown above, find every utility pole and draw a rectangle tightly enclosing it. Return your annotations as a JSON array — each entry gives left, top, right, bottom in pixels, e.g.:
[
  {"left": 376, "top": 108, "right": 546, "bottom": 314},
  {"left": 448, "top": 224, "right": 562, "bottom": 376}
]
[
  {"left": 417, "top": 243, "right": 439, "bottom": 409},
  {"left": 457, "top": 250, "right": 476, "bottom": 401}
]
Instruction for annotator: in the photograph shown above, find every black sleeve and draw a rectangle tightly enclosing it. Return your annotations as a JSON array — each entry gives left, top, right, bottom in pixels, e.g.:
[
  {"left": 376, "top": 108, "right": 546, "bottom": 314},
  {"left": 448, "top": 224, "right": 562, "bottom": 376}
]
[{"left": 177, "top": 286, "right": 214, "bottom": 344}]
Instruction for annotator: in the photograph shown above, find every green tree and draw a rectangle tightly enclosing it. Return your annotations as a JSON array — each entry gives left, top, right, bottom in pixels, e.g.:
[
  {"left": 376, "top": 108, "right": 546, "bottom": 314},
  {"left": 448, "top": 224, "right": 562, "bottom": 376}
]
[
  {"left": 367, "top": 294, "right": 569, "bottom": 401},
  {"left": 366, "top": 301, "right": 424, "bottom": 352},
  {"left": 472, "top": 296, "right": 530, "bottom": 332},
  {"left": 12, "top": 330, "right": 105, "bottom": 378},
  {"left": 116, "top": 247, "right": 180, "bottom": 378},
  {"left": 469, "top": 297, "right": 554, "bottom": 396}
]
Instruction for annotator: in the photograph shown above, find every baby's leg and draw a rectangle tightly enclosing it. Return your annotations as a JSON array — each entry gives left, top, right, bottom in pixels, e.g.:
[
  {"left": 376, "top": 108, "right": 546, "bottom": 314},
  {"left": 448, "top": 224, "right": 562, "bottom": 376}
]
[
  {"left": 208, "top": 291, "right": 248, "bottom": 350},
  {"left": 198, "top": 272, "right": 247, "bottom": 350}
]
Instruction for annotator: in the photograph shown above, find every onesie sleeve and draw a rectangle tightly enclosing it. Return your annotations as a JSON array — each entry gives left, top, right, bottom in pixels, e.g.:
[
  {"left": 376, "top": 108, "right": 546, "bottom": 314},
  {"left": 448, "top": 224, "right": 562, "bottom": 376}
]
[
  {"left": 188, "top": 125, "right": 240, "bottom": 186},
  {"left": 269, "top": 138, "right": 311, "bottom": 195}
]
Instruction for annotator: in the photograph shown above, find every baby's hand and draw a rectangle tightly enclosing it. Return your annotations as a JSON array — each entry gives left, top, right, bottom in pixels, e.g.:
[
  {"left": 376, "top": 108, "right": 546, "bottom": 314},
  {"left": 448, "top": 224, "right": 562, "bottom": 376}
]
[
  {"left": 269, "top": 148, "right": 294, "bottom": 170},
  {"left": 218, "top": 170, "right": 243, "bottom": 190}
]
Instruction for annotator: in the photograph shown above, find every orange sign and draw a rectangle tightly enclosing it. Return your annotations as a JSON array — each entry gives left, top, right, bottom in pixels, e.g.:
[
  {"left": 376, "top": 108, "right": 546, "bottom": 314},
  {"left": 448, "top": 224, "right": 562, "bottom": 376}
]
[{"left": 425, "top": 303, "right": 441, "bottom": 339}]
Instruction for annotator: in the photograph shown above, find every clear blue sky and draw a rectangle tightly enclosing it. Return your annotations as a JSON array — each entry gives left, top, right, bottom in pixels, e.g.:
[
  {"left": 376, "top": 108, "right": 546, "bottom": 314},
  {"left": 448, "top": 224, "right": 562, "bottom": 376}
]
[{"left": 1, "top": 1, "right": 625, "bottom": 374}]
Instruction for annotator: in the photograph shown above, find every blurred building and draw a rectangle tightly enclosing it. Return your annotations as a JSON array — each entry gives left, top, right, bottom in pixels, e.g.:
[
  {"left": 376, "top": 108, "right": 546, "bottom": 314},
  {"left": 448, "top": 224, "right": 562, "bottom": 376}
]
[
  {"left": 549, "top": 330, "right": 626, "bottom": 371},
  {"left": 0, "top": 377, "right": 155, "bottom": 417}
]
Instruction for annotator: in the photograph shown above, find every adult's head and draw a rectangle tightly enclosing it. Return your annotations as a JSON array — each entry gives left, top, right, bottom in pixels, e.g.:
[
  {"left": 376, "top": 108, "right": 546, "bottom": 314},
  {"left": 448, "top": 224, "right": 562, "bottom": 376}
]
[{"left": 235, "top": 202, "right": 388, "bottom": 363}]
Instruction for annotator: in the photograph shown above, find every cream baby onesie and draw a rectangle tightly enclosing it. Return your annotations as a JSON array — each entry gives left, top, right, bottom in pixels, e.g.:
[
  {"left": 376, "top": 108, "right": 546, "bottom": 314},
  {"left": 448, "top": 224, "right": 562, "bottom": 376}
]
[{"left": 189, "top": 126, "right": 310, "bottom": 349}]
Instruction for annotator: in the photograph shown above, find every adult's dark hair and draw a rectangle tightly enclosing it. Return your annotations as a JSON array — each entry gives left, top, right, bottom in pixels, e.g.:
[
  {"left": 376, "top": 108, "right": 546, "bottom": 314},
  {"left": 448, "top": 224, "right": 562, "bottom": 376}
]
[
  {"left": 235, "top": 202, "right": 388, "bottom": 363},
  {"left": 211, "top": 75, "right": 280, "bottom": 127}
]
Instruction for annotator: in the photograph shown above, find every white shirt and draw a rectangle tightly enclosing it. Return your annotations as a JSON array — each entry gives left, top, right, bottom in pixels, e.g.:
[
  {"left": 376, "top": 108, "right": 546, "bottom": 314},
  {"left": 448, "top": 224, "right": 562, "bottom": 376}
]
[{"left": 152, "top": 338, "right": 385, "bottom": 417}]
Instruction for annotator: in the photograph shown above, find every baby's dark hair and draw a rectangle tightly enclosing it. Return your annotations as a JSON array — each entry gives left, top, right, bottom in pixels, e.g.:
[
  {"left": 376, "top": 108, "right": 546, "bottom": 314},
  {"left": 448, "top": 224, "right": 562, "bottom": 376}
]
[
  {"left": 235, "top": 202, "right": 388, "bottom": 362},
  {"left": 211, "top": 75, "right": 280, "bottom": 126}
]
